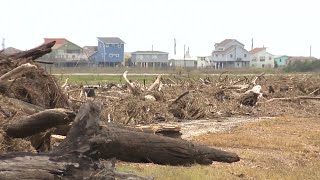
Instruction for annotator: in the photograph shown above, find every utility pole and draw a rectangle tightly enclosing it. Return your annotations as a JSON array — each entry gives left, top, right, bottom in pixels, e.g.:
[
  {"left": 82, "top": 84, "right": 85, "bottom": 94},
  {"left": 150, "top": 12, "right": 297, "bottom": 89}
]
[
  {"left": 184, "top": 45, "right": 186, "bottom": 68},
  {"left": 251, "top": 38, "right": 253, "bottom": 50},
  {"left": 310, "top": 45, "right": 312, "bottom": 57},
  {"left": 174, "top": 38, "right": 176, "bottom": 55},
  {"left": 1, "top": 38, "right": 5, "bottom": 50}
]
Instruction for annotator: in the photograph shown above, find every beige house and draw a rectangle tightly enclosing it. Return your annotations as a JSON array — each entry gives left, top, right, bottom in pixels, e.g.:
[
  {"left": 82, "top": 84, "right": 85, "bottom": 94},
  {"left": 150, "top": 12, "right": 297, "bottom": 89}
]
[{"left": 250, "top": 47, "right": 274, "bottom": 68}]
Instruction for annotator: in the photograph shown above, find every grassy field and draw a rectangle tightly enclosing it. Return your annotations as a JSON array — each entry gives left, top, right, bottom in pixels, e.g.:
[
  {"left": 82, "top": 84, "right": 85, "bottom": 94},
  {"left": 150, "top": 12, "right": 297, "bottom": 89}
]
[
  {"left": 54, "top": 74, "right": 160, "bottom": 85},
  {"left": 53, "top": 73, "right": 206, "bottom": 85},
  {"left": 49, "top": 66, "right": 281, "bottom": 75},
  {"left": 117, "top": 116, "right": 320, "bottom": 180}
]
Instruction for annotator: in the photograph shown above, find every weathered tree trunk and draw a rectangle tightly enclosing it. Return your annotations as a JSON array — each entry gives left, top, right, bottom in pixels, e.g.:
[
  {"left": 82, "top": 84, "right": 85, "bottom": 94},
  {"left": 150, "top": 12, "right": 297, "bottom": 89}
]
[
  {"left": 5, "top": 108, "right": 75, "bottom": 138},
  {"left": 55, "top": 101, "right": 240, "bottom": 165},
  {"left": 0, "top": 153, "right": 152, "bottom": 180},
  {"left": 10, "top": 41, "right": 55, "bottom": 60}
]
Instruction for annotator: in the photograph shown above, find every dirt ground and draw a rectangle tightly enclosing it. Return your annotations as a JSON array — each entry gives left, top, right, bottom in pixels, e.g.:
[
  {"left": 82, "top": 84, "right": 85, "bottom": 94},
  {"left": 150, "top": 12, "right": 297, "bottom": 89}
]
[{"left": 117, "top": 116, "right": 320, "bottom": 180}]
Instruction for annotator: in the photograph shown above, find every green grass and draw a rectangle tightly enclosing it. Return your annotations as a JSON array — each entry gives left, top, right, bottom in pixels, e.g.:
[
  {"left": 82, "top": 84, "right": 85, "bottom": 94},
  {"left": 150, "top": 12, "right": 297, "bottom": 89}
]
[
  {"left": 53, "top": 73, "right": 209, "bottom": 85},
  {"left": 54, "top": 74, "right": 159, "bottom": 85}
]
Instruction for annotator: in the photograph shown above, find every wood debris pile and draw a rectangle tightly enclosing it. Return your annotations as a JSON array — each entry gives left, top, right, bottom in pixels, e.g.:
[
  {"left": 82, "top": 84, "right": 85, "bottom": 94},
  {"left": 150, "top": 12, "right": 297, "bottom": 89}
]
[{"left": 66, "top": 72, "right": 320, "bottom": 126}]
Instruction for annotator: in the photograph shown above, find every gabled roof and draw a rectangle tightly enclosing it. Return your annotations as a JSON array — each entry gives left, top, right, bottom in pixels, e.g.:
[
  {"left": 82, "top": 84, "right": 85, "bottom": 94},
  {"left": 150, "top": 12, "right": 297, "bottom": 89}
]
[
  {"left": 249, "top": 47, "right": 266, "bottom": 54},
  {"left": 214, "top": 39, "right": 244, "bottom": 47},
  {"left": 83, "top": 46, "right": 98, "bottom": 57},
  {"left": 44, "top": 38, "right": 67, "bottom": 49},
  {"left": 97, "top": 37, "right": 125, "bottom": 44},
  {"left": 132, "top": 51, "right": 168, "bottom": 54},
  {"left": 215, "top": 39, "right": 234, "bottom": 46},
  {"left": 287, "top": 56, "right": 318, "bottom": 61}
]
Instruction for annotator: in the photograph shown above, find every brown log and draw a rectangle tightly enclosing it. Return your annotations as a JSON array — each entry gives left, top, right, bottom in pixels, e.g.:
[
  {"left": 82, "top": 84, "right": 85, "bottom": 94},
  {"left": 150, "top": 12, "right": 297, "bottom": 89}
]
[
  {"left": 55, "top": 101, "right": 240, "bottom": 165},
  {"left": 0, "top": 153, "right": 152, "bottom": 180},
  {"left": 10, "top": 41, "right": 56, "bottom": 60},
  {"left": 5, "top": 109, "right": 75, "bottom": 138}
]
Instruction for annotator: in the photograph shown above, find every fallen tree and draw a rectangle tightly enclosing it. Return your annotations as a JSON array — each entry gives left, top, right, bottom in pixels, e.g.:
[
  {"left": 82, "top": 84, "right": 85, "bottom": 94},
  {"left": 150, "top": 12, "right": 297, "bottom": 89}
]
[
  {"left": 0, "top": 101, "right": 239, "bottom": 179},
  {"left": 54, "top": 101, "right": 240, "bottom": 165}
]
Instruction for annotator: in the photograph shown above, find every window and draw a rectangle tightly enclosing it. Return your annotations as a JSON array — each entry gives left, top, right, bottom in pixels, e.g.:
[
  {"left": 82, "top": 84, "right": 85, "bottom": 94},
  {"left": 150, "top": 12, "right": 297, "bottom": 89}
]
[
  {"left": 118, "top": 44, "right": 121, "bottom": 48},
  {"left": 260, "top": 56, "right": 265, "bottom": 61},
  {"left": 279, "top": 59, "right": 282, "bottom": 62},
  {"left": 66, "top": 49, "right": 80, "bottom": 54},
  {"left": 152, "top": 55, "right": 158, "bottom": 60},
  {"left": 269, "top": 56, "right": 272, "bottom": 60},
  {"left": 230, "top": 54, "right": 233, "bottom": 58},
  {"left": 252, "top": 58, "right": 256, "bottom": 61},
  {"left": 216, "top": 54, "right": 218, "bottom": 57},
  {"left": 244, "top": 54, "right": 247, "bottom": 58}
]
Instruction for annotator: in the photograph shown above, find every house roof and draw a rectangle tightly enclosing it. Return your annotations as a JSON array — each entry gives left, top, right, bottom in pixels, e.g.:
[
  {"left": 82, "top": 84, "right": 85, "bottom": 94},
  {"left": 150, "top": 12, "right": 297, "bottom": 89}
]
[
  {"left": 44, "top": 38, "right": 82, "bottom": 50},
  {"left": 44, "top": 38, "right": 67, "bottom": 49},
  {"left": 274, "top": 55, "right": 289, "bottom": 59},
  {"left": 1, "top": 47, "right": 22, "bottom": 55},
  {"left": 249, "top": 47, "right": 266, "bottom": 54},
  {"left": 215, "top": 39, "right": 234, "bottom": 46},
  {"left": 214, "top": 39, "right": 244, "bottom": 47},
  {"left": 83, "top": 46, "right": 98, "bottom": 57},
  {"left": 97, "top": 37, "right": 125, "bottom": 44},
  {"left": 287, "top": 56, "right": 318, "bottom": 61},
  {"left": 132, "top": 51, "right": 168, "bottom": 54}
]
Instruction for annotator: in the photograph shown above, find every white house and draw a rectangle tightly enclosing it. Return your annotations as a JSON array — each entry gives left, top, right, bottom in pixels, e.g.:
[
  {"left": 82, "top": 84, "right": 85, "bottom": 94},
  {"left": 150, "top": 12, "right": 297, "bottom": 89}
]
[
  {"left": 211, "top": 39, "right": 250, "bottom": 69},
  {"left": 249, "top": 47, "right": 274, "bottom": 68},
  {"left": 197, "top": 56, "right": 212, "bottom": 68},
  {"left": 169, "top": 49, "right": 197, "bottom": 68}
]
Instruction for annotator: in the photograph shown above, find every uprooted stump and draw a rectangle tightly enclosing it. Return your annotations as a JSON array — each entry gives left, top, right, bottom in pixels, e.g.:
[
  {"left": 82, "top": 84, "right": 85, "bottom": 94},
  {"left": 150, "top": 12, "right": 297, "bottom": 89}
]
[
  {"left": 0, "top": 41, "right": 69, "bottom": 109},
  {"left": 55, "top": 101, "right": 240, "bottom": 165}
]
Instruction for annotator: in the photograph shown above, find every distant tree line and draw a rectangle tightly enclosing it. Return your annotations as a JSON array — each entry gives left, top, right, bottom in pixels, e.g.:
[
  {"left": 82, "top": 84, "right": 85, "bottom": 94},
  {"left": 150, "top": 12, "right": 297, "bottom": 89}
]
[{"left": 284, "top": 60, "right": 320, "bottom": 72}]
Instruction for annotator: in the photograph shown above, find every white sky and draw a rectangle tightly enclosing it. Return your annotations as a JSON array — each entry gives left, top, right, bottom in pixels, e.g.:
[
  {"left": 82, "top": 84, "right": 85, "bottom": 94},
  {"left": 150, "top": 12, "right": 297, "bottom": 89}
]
[{"left": 1, "top": 0, "right": 319, "bottom": 58}]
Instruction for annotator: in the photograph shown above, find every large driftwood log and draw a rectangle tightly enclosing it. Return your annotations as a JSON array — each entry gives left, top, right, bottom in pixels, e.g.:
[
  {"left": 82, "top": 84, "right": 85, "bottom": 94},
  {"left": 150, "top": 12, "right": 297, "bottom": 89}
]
[
  {"left": 55, "top": 101, "right": 240, "bottom": 165},
  {"left": 0, "top": 153, "right": 152, "bottom": 180},
  {"left": 5, "top": 108, "right": 75, "bottom": 138},
  {"left": 10, "top": 41, "right": 55, "bottom": 60}
]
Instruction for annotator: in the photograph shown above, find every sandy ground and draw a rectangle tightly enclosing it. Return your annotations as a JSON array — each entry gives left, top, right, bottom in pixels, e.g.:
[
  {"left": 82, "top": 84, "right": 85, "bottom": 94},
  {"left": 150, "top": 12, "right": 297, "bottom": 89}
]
[{"left": 157, "top": 117, "right": 274, "bottom": 140}]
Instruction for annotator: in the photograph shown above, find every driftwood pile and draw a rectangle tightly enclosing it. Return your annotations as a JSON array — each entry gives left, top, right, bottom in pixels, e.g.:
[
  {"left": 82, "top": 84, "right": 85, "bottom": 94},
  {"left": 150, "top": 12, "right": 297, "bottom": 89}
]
[
  {"left": 0, "top": 42, "right": 240, "bottom": 179},
  {"left": 65, "top": 71, "right": 320, "bottom": 127}
]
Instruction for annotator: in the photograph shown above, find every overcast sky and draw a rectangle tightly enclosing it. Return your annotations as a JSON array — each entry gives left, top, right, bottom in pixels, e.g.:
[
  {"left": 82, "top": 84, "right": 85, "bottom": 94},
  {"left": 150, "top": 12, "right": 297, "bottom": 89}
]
[{"left": 1, "top": 0, "right": 319, "bottom": 58}]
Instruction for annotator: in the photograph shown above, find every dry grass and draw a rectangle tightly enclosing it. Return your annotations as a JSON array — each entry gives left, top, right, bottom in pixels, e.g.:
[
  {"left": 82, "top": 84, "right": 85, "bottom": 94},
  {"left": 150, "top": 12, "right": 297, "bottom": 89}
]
[{"left": 117, "top": 116, "right": 320, "bottom": 180}]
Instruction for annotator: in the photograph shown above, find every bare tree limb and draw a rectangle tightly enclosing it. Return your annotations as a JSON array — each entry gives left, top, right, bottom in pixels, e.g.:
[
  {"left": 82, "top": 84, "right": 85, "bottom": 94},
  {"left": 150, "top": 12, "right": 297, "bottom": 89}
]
[{"left": 148, "top": 74, "right": 162, "bottom": 91}]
